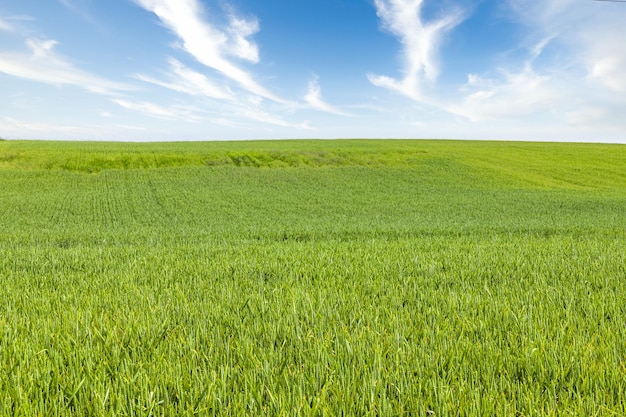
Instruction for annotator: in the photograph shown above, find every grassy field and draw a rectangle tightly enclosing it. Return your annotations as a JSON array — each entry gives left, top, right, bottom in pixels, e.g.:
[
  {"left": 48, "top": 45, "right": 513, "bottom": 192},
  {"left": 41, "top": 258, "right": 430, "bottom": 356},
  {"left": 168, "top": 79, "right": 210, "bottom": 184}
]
[{"left": 0, "top": 139, "right": 625, "bottom": 416}]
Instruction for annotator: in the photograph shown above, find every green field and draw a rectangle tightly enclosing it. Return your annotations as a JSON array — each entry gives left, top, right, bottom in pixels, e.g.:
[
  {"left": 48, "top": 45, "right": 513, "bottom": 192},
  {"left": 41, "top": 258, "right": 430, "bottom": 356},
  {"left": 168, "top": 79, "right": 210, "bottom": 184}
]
[{"left": 1, "top": 139, "right": 625, "bottom": 416}]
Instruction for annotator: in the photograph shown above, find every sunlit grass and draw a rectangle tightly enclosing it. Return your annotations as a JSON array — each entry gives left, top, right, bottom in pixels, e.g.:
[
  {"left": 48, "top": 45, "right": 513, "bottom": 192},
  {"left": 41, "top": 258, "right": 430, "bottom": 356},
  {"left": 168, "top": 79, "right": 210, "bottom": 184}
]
[{"left": 0, "top": 139, "right": 625, "bottom": 415}]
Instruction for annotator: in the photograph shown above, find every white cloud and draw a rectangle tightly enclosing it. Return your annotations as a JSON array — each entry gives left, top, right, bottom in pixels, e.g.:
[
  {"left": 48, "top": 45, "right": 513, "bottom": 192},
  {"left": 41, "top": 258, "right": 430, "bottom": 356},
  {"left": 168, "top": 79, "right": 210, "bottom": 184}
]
[
  {"left": 589, "top": 56, "right": 626, "bottom": 93},
  {"left": 0, "top": 116, "right": 151, "bottom": 140},
  {"left": 492, "top": 0, "right": 626, "bottom": 124},
  {"left": 113, "top": 99, "right": 202, "bottom": 122},
  {"left": 237, "top": 106, "right": 310, "bottom": 129},
  {"left": 450, "top": 65, "right": 559, "bottom": 121},
  {"left": 57, "top": 0, "right": 100, "bottom": 27},
  {"left": 579, "top": 25, "right": 626, "bottom": 94},
  {"left": 564, "top": 107, "right": 606, "bottom": 127},
  {"left": 369, "top": 0, "right": 626, "bottom": 136},
  {"left": 0, "top": 38, "right": 132, "bottom": 94},
  {"left": 368, "top": 0, "right": 465, "bottom": 100},
  {"left": 1, "top": 116, "right": 83, "bottom": 134},
  {"left": 506, "top": 0, "right": 626, "bottom": 94},
  {"left": 133, "top": 0, "right": 283, "bottom": 102},
  {"left": 0, "top": 18, "right": 13, "bottom": 32},
  {"left": 225, "top": 9, "right": 260, "bottom": 63},
  {"left": 448, "top": 33, "right": 562, "bottom": 121},
  {"left": 112, "top": 95, "right": 308, "bottom": 130},
  {"left": 136, "top": 58, "right": 233, "bottom": 99},
  {"left": 304, "top": 77, "right": 350, "bottom": 116}
]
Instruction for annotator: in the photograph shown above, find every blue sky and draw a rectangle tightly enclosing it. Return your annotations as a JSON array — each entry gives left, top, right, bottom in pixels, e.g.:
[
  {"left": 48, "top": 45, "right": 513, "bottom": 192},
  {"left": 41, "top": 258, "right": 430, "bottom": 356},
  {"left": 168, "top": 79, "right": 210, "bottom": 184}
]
[{"left": 1, "top": 0, "right": 625, "bottom": 142}]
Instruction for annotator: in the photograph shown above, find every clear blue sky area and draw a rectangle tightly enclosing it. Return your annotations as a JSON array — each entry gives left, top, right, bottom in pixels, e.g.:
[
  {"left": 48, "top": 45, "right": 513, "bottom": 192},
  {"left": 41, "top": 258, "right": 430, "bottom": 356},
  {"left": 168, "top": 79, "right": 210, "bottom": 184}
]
[{"left": 1, "top": 0, "right": 625, "bottom": 142}]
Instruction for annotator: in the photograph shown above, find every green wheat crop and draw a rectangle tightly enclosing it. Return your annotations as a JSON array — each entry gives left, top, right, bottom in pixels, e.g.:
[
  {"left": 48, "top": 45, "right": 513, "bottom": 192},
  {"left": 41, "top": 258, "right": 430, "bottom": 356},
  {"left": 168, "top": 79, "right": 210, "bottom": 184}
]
[{"left": 0, "top": 139, "right": 625, "bottom": 416}]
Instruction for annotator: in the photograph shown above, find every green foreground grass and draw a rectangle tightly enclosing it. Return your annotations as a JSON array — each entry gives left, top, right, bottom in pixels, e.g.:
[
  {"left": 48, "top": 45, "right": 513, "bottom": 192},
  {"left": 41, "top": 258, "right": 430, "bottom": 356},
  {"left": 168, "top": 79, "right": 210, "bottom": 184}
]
[{"left": 0, "top": 139, "right": 625, "bottom": 416}]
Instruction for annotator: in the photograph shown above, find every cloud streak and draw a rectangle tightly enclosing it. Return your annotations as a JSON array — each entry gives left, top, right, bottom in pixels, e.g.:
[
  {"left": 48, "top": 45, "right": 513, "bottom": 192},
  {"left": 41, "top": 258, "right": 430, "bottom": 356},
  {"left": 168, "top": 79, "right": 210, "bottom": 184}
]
[
  {"left": 451, "top": 0, "right": 626, "bottom": 124},
  {"left": 133, "top": 0, "right": 283, "bottom": 103},
  {"left": 0, "top": 38, "right": 132, "bottom": 94},
  {"left": 113, "top": 99, "right": 203, "bottom": 122},
  {"left": 57, "top": 0, "right": 101, "bottom": 27},
  {"left": 236, "top": 106, "right": 311, "bottom": 130},
  {"left": 369, "top": 0, "right": 626, "bottom": 135},
  {"left": 0, "top": 116, "right": 152, "bottom": 140},
  {"left": 304, "top": 77, "right": 350, "bottom": 116},
  {"left": 113, "top": 95, "right": 309, "bottom": 130},
  {"left": 136, "top": 58, "right": 233, "bottom": 99},
  {"left": 449, "top": 64, "right": 559, "bottom": 121},
  {"left": 368, "top": 0, "right": 465, "bottom": 101},
  {"left": 1, "top": 116, "right": 83, "bottom": 134},
  {"left": 0, "top": 17, "right": 13, "bottom": 31}
]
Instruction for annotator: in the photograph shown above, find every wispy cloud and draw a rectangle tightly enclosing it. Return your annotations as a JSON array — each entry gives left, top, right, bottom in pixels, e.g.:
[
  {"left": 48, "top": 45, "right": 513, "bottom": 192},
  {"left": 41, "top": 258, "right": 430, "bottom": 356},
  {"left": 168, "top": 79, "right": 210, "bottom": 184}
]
[
  {"left": 57, "top": 0, "right": 101, "bottom": 28},
  {"left": 447, "top": 31, "right": 562, "bottom": 121},
  {"left": 449, "top": 64, "right": 559, "bottom": 121},
  {"left": 575, "top": 14, "right": 626, "bottom": 94},
  {"left": 451, "top": 0, "right": 626, "bottom": 124},
  {"left": 0, "top": 14, "right": 36, "bottom": 33},
  {"left": 1, "top": 116, "right": 83, "bottom": 134},
  {"left": 0, "top": 38, "right": 132, "bottom": 94},
  {"left": 368, "top": 0, "right": 465, "bottom": 101},
  {"left": 0, "top": 17, "right": 13, "bottom": 32},
  {"left": 370, "top": 0, "right": 626, "bottom": 135},
  {"left": 112, "top": 96, "right": 307, "bottom": 130},
  {"left": 224, "top": 5, "right": 260, "bottom": 63},
  {"left": 133, "top": 0, "right": 283, "bottom": 103},
  {"left": 237, "top": 106, "right": 310, "bottom": 129},
  {"left": 113, "top": 99, "right": 202, "bottom": 122},
  {"left": 0, "top": 116, "right": 151, "bottom": 140},
  {"left": 136, "top": 58, "right": 233, "bottom": 99},
  {"left": 505, "top": 0, "right": 626, "bottom": 93},
  {"left": 304, "top": 77, "right": 350, "bottom": 116}
]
